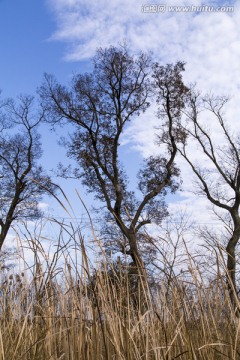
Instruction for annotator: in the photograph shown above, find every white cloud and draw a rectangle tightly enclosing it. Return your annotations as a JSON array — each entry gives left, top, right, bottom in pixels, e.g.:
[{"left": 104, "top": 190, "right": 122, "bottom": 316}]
[
  {"left": 47, "top": 0, "right": 240, "bottom": 98},
  {"left": 38, "top": 202, "right": 50, "bottom": 210}
]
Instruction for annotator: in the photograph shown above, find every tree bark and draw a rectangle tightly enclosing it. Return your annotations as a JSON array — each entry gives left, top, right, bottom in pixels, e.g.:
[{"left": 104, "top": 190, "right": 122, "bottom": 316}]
[
  {"left": 127, "top": 230, "right": 147, "bottom": 284},
  {"left": 226, "top": 223, "right": 240, "bottom": 312}
]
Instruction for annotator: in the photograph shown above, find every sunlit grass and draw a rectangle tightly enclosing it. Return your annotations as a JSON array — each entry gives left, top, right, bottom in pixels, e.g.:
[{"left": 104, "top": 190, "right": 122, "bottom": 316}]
[{"left": 0, "top": 218, "right": 239, "bottom": 360}]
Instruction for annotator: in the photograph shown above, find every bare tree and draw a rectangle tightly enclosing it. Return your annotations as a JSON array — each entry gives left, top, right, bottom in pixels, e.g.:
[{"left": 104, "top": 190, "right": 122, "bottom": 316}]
[
  {"left": 179, "top": 93, "right": 240, "bottom": 308},
  {"left": 0, "top": 95, "right": 55, "bottom": 250},
  {"left": 39, "top": 46, "right": 189, "bottom": 274}
]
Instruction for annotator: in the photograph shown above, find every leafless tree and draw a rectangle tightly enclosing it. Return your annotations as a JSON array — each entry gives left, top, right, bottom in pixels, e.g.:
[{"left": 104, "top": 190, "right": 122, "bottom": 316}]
[
  {"left": 39, "top": 46, "right": 189, "bottom": 274},
  {"left": 179, "top": 92, "right": 240, "bottom": 309},
  {"left": 0, "top": 95, "right": 56, "bottom": 250}
]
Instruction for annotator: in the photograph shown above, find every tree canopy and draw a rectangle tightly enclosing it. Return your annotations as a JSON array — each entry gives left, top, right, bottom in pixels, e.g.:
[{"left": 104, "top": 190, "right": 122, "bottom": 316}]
[
  {"left": 39, "top": 46, "right": 189, "bottom": 271},
  {"left": 0, "top": 95, "right": 56, "bottom": 249}
]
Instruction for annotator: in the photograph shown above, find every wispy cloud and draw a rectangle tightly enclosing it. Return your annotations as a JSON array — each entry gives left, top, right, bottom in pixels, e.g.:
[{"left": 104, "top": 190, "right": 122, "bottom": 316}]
[{"left": 47, "top": 0, "right": 240, "bottom": 97}]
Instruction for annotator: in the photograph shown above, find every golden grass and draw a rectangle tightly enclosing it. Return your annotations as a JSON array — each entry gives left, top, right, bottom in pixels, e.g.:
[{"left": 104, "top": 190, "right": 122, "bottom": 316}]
[{"left": 0, "top": 222, "right": 240, "bottom": 360}]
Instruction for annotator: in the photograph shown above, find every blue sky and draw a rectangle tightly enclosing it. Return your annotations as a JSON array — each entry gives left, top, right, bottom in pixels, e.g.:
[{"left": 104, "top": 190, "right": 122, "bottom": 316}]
[
  {"left": 0, "top": 0, "right": 53, "bottom": 96},
  {"left": 1, "top": 0, "right": 238, "bottom": 98},
  {"left": 0, "top": 0, "right": 87, "bottom": 97},
  {"left": 0, "top": 0, "right": 90, "bottom": 216},
  {"left": 1, "top": 0, "right": 240, "bottom": 243}
]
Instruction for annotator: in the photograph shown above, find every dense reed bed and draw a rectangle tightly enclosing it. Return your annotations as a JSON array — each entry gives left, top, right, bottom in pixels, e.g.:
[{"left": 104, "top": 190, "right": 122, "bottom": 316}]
[{"left": 0, "top": 220, "right": 239, "bottom": 360}]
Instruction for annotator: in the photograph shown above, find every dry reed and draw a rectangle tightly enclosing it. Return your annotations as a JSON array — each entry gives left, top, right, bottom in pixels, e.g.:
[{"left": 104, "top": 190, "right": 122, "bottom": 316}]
[{"left": 0, "top": 218, "right": 239, "bottom": 360}]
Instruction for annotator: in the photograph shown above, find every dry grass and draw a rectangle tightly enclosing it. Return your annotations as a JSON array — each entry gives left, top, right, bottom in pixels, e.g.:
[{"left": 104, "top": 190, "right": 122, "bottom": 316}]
[{"left": 0, "top": 221, "right": 240, "bottom": 360}]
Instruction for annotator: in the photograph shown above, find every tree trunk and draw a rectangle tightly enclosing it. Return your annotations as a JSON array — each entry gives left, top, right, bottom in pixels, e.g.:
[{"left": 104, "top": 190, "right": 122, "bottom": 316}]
[
  {"left": 0, "top": 222, "right": 11, "bottom": 251},
  {"left": 127, "top": 230, "right": 149, "bottom": 312},
  {"left": 226, "top": 227, "right": 240, "bottom": 313},
  {"left": 127, "top": 231, "right": 144, "bottom": 272}
]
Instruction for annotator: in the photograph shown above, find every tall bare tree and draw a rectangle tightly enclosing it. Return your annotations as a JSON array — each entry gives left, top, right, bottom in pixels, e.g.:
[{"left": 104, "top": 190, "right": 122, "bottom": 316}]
[
  {"left": 0, "top": 95, "right": 55, "bottom": 250},
  {"left": 179, "top": 93, "right": 240, "bottom": 309},
  {"left": 39, "top": 46, "right": 189, "bottom": 274}
]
